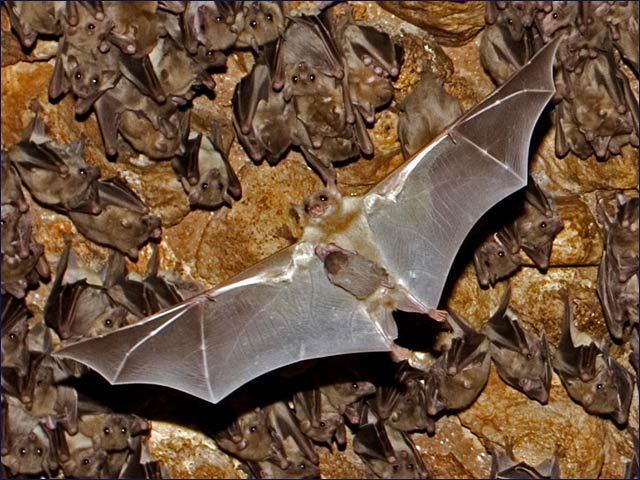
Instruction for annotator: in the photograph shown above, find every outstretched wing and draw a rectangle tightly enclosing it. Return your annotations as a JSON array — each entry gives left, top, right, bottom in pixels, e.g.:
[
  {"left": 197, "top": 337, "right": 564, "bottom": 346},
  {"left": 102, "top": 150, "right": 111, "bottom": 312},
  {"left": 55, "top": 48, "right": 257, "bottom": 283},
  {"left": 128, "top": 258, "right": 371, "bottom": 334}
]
[
  {"left": 53, "top": 244, "right": 393, "bottom": 403},
  {"left": 363, "top": 38, "right": 560, "bottom": 310}
]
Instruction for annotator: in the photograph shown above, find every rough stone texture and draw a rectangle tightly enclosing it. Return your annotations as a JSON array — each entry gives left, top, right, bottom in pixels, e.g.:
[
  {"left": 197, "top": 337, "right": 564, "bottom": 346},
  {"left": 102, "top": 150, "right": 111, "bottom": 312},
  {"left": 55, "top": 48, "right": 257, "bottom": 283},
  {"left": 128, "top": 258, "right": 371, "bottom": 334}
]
[
  {"left": 459, "top": 368, "right": 608, "bottom": 479},
  {"left": 2, "top": 1, "right": 637, "bottom": 479},
  {"left": 378, "top": 1, "right": 486, "bottom": 46}
]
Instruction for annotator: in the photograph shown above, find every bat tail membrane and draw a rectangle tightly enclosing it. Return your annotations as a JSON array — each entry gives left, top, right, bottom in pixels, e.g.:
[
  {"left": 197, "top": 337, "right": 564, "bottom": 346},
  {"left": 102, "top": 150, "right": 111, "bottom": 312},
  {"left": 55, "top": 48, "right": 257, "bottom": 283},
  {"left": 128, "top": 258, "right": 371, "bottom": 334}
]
[{"left": 365, "top": 37, "right": 561, "bottom": 314}]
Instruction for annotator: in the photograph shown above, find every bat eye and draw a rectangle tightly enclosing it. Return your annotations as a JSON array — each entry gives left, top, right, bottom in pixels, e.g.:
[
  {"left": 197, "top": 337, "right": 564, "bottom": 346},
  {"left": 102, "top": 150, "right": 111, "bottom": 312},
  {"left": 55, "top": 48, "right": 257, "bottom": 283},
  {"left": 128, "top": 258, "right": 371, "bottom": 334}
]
[
  {"left": 298, "top": 463, "right": 306, "bottom": 471},
  {"left": 266, "top": 13, "right": 273, "bottom": 21},
  {"left": 91, "top": 77, "right": 99, "bottom": 85},
  {"left": 207, "top": 49, "right": 215, "bottom": 57},
  {"left": 507, "top": 18, "right": 513, "bottom": 24},
  {"left": 319, "top": 421, "right": 326, "bottom": 427},
  {"left": 249, "top": 425, "right": 257, "bottom": 433},
  {"left": 292, "top": 75, "right": 298, "bottom": 83},
  {"left": 526, "top": 353, "right": 533, "bottom": 359},
  {"left": 215, "top": 16, "right": 223, "bottom": 22},
  {"left": 319, "top": 194, "right": 328, "bottom": 202},
  {"left": 79, "top": 168, "right": 87, "bottom": 176},
  {"left": 83, "top": 458, "right": 90, "bottom": 465},
  {"left": 103, "top": 427, "right": 111, "bottom": 435},
  {"left": 75, "top": 72, "right": 83, "bottom": 80},
  {"left": 552, "top": 12, "right": 558, "bottom": 19},
  {"left": 36, "top": 448, "right": 42, "bottom": 455},
  {"left": 8, "top": 333, "right": 16, "bottom": 340},
  {"left": 539, "top": 221, "right": 547, "bottom": 229},
  {"left": 250, "top": 20, "right": 257, "bottom": 28},
  {"left": 596, "top": 383, "right": 604, "bottom": 390},
  {"left": 121, "top": 427, "right": 127, "bottom": 434},
  {"left": 351, "top": 383, "right": 359, "bottom": 390},
  {"left": 309, "top": 73, "right": 315, "bottom": 82},
  {"left": 87, "top": 23, "right": 95, "bottom": 30},
  {"left": 407, "top": 464, "right": 414, "bottom": 470},
  {"left": 104, "top": 318, "right": 113, "bottom": 327},
  {"left": 497, "top": 250, "right": 505, "bottom": 258},
  {"left": 201, "top": 182, "right": 209, "bottom": 190},
  {"left": 20, "top": 448, "right": 27, "bottom": 456},
  {"left": 393, "top": 465, "right": 400, "bottom": 472}
]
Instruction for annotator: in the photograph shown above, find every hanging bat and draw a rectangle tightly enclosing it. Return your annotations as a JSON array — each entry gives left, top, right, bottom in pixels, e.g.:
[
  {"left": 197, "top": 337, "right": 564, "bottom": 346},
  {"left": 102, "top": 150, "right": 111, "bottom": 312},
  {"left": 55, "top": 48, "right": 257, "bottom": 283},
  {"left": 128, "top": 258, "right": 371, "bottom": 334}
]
[
  {"left": 397, "top": 69, "right": 462, "bottom": 159},
  {"left": 7, "top": 106, "right": 102, "bottom": 215},
  {"left": 424, "top": 308, "right": 491, "bottom": 416},
  {"left": 352, "top": 404, "right": 429, "bottom": 479},
  {"left": 54, "top": 39, "right": 560, "bottom": 404},
  {"left": 1, "top": 158, "right": 28, "bottom": 213},
  {"left": 1, "top": 294, "right": 32, "bottom": 376},
  {"left": 488, "top": 440, "right": 560, "bottom": 479},
  {"left": 552, "top": 295, "right": 634, "bottom": 425},
  {"left": 172, "top": 129, "right": 242, "bottom": 210},
  {"left": 482, "top": 286, "right": 552, "bottom": 404},
  {"left": 473, "top": 224, "right": 522, "bottom": 288},
  {"left": 43, "top": 240, "right": 134, "bottom": 341},
  {"left": 596, "top": 194, "right": 639, "bottom": 340},
  {"left": 372, "top": 362, "right": 433, "bottom": 434},
  {"left": 236, "top": 2, "right": 285, "bottom": 50},
  {"left": 68, "top": 177, "right": 162, "bottom": 260},
  {"left": 292, "top": 388, "right": 346, "bottom": 449},
  {"left": 181, "top": 1, "right": 242, "bottom": 55},
  {"left": 77, "top": 413, "right": 148, "bottom": 452},
  {"left": 327, "top": 12, "right": 402, "bottom": 125},
  {"left": 514, "top": 178, "right": 563, "bottom": 270}
]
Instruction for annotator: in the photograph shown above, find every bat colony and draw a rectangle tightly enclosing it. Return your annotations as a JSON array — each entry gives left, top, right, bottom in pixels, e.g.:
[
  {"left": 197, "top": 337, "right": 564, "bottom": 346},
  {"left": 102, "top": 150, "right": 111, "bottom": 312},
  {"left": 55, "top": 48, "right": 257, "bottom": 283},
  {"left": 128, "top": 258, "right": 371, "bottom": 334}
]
[{"left": 2, "top": 1, "right": 638, "bottom": 478}]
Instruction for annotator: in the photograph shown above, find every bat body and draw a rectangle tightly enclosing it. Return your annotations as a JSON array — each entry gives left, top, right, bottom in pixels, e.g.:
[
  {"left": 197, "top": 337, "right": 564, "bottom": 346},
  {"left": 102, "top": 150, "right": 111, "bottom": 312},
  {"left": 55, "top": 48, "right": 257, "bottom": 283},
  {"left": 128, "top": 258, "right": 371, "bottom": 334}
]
[
  {"left": 552, "top": 296, "right": 634, "bottom": 425},
  {"left": 424, "top": 310, "right": 491, "bottom": 415},
  {"left": 236, "top": 2, "right": 285, "bottom": 50},
  {"left": 44, "top": 241, "right": 133, "bottom": 341},
  {"left": 172, "top": 131, "right": 242, "bottom": 210},
  {"left": 78, "top": 413, "right": 148, "bottom": 452},
  {"left": 515, "top": 180, "right": 563, "bottom": 270},
  {"left": 55, "top": 39, "right": 560, "bottom": 404},
  {"left": 353, "top": 405, "right": 429, "bottom": 479},
  {"left": 596, "top": 194, "right": 639, "bottom": 339},
  {"left": 7, "top": 107, "right": 101, "bottom": 215},
  {"left": 488, "top": 441, "right": 560, "bottom": 479},
  {"left": 292, "top": 388, "right": 346, "bottom": 448},
  {"left": 473, "top": 225, "right": 521, "bottom": 288},
  {"left": 1, "top": 158, "right": 28, "bottom": 213},
  {"left": 1, "top": 294, "right": 31, "bottom": 376},
  {"left": 482, "top": 287, "right": 552, "bottom": 403},
  {"left": 397, "top": 70, "right": 462, "bottom": 159},
  {"left": 68, "top": 177, "right": 162, "bottom": 259},
  {"left": 373, "top": 362, "right": 433, "bottom": 433}
]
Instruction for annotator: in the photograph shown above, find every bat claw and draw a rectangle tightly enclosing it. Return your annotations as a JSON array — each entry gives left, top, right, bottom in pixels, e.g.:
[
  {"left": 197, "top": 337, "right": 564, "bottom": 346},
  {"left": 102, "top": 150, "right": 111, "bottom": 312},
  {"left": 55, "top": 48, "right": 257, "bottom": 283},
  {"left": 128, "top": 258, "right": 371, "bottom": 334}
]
[{"left": 427, "top": 309, "right": 448, "bottom": 323}]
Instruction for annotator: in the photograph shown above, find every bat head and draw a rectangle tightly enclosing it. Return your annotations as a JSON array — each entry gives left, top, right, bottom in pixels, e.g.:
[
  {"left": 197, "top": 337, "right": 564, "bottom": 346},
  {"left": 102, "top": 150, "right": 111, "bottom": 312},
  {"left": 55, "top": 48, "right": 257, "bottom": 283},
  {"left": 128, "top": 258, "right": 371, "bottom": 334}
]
[
  {"left": 66, "top": 52, "right": 119, "bottom": 109},
  {"left": 238, "top": 2, "right": 285, "bottom": 50},
  {"left": 283, "top": 62, "right": 335, "bottom": 101},
  {"left": 61, "top": 447, "right": 107, "bottom": 478},
  {"left": 196, "top": 2, "right": 241, "bottom": 52},
  {"left": 3, "top": 430, "right": 51, "bottom": 475},
  {"left": 518, "top": 206, "right": 563, "bottom": 271},
  {"left": 535, "top": 1, "right": 579, "bottom": 42},
  {"left": 303, "top": 190, "right": 341, "bottom": 220},
  {"left": 64, "top": 3, "right": 114, "bottom": 53},
  {"left": 473, "top": 233, "right": 521, "bottom": 287}
]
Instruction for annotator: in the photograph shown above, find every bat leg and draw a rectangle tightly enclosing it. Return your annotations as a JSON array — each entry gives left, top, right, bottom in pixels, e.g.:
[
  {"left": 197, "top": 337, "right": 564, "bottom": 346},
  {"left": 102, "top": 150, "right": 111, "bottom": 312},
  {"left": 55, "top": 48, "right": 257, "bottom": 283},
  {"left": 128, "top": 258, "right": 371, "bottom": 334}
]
[
  {"left": 389, "top": 343, "right": 411, "bottom": 363},
  {"left": 300, "top": 147, "right": 336, "bottom": 187}
]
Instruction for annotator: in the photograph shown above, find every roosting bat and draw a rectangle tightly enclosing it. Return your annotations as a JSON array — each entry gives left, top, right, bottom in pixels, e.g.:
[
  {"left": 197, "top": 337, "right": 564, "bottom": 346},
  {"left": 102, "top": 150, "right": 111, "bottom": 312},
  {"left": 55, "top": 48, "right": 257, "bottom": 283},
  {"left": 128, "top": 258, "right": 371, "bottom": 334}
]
[{"left": 54, "top": 39, "right": 561, "bottom": 404}]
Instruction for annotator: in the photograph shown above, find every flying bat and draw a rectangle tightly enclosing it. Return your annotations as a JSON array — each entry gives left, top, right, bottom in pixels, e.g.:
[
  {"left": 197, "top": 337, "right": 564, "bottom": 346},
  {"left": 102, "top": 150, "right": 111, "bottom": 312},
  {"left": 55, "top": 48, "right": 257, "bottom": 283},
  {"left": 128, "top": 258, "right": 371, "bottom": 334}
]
[{"left": 54, "top": 38, "right": 560, "bottom": 404}]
